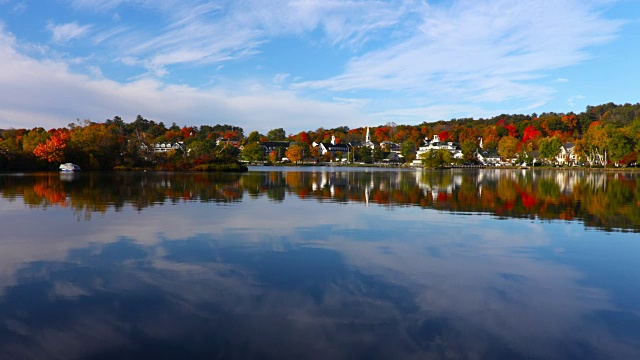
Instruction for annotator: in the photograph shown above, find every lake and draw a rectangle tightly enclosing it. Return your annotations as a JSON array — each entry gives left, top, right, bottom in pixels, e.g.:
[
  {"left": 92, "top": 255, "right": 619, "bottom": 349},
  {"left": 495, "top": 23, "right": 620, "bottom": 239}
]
[{"left": 0, "top": 168, "right": 638, "bottom": 359}]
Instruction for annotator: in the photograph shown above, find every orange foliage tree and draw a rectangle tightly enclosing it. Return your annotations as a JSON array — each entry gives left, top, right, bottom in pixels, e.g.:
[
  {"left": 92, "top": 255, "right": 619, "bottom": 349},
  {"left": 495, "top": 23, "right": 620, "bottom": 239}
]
[
  {"left": 33, "top": 129, "right": 70, "bottom": 163},
  {"left": 285, "top": 144, "right": 305, "bottom": 164}
]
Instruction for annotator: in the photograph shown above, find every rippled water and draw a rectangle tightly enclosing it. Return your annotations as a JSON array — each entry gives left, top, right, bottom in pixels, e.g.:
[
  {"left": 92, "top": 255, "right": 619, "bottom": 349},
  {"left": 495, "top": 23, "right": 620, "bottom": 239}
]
[{"left": 0, "top": 168, "right": 638, "bottom": 359}]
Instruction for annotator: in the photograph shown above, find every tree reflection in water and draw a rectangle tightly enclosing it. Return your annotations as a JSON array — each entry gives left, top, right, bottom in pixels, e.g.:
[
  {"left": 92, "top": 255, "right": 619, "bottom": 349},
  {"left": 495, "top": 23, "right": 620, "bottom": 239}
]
[{"left": 0, "top": 169, "right": 638, "bottom": 231}]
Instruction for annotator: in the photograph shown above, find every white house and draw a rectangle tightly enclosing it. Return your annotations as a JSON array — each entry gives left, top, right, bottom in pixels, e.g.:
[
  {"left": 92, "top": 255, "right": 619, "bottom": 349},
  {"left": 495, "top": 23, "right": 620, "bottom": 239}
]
[
  {"left": 420, "top": 135, "right": 462, "bottom": 153},
  {"left": 476, "top": 150, "right": 501, "bottom": 165},
  {"left": 141, "top": 142, "right": 186, "bottom": 153},
  {"left": 556, "top": 142, "right": 577, "bottom": 165},
  {"left": 315, "top": 135, "right": 350, "bottom": 159},
  {"left": 412, "top": 135, "right": 463, "bottom": 165}
]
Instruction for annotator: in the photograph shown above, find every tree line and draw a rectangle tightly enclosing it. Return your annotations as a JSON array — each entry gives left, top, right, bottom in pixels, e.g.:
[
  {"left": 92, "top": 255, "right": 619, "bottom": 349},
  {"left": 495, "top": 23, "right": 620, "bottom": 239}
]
[
  {"left": 1, "top": 102, "right": 640, "bottom": 170},
  {"left": 249, "top": 102, "right": 640, "bottom": 166},
  {"left": 0, "top": 116, "right": 246, "bottom": 171}
]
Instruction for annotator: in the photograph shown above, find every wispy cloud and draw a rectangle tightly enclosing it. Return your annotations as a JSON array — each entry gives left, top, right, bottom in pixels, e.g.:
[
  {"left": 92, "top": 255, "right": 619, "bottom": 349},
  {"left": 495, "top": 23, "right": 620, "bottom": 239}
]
[
  {"left": 272, "top": 73, "right": 290, "bottom": 85},
  {"left": 567, "top": 95, "right": 586, "bottom": 107},
  {"left": 92, "top": 26, "right": 128, "bottom": 45},
  {"left": 296, "top": 0, "right": 623, "bottom": 107},
  {"left": 227, "top": 0, "right": 420, "bottom": 47},
  {"left": 12, "top": 1, "right": 26, "bottom": 14},
  {"left": 66, "top": 0, "right": 416, "bottom": 77},
  {"left": 47, "top": 21, "right": 92, "bottom": 43},
  {"left": 0, "top": 25, "right": 360, "bottom": 132},
  {"left": 332, "top": 97, "right": 371, "bottom": 107},
  {"left": 0, "top": 0, "right": 631, "bottom": 131},
  {"left": 66, "top": 0, "right": 133, "bottom": 11}
]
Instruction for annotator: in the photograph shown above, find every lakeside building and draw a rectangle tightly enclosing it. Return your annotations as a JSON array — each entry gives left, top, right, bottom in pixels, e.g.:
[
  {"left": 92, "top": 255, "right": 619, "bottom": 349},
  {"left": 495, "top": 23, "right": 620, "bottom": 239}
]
[
  {"left": 556, "top": 143, "right": 577, "bottom": 165},
  {"left": 260, "top": 141, "right": 291, "bottom": 157},
  {"left": 216, "top": 137, "right": 240, "bottom": 148},
  {"left": 412, "top": 135, "right": 463, "bottom": 166},
  {"left": 141, "top": 142, "right": 186, "bottom": 153},
  {"left": 315, "top": 135, "right": 350, "bottom": 160},
  {"left": 476, "top": 150, "right": 502, "bottom": 165}
]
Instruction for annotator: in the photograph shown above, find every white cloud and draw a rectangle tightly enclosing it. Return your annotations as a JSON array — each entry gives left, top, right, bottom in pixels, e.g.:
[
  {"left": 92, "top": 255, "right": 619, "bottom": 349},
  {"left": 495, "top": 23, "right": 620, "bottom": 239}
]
[
  {"left": 228, "top": 0, "right": 420, "bottom": 47},
  {"left": 92, "top": 26, "right": 128, "bottom": 45},
  {"left": 64, "top": 0, "right": 416, "bottom": 77},
  {"left": 0, "top": 0, "right": 630, "bottom": 131},
  {"left": 272, "top": 73, "right": 290, "bottom": 84},
  {"left": 12, "top": 1, "right": 26, "bottom": 14},
  {"left": 332, "top": 97, "right": 371, "bottom": 107},
  {"left": 370, "top": 104, "right": 492, "bottom": 124},
  {"left": 295, "top": 0, "right": 622, "bottom": 107},
  {"left": 567, "top": 95, "right": 586, "bottom": 107},
  {"left": 0, "top": 26, "right": 360, "bottom": 133},
  {"left": 67, "top": 0, "right": 131, "bottom": 11},
  {"left": 47, "top": 21, "right": 92, "bottom": 43}
]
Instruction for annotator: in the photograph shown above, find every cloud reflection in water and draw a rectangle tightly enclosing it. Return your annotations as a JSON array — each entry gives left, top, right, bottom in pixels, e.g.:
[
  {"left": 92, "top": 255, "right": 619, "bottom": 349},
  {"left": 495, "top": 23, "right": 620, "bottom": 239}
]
[{"left": 0, "top": 171, "right": 638, "bottom": 359}]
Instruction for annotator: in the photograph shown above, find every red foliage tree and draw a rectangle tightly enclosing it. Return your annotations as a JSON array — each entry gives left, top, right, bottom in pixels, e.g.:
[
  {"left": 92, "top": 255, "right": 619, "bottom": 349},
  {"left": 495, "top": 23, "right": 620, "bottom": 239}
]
[
  {"left": 374, "top": 126, "right": 390, "bottom": 142},
  {"left": 438, "top": 130, "right": 450, "bottom": 142},
  {"left": 522, "top": 126, "right": 542, "bottom": 142},
  {"left": 181, "top": 126, "right": 193, "bottom": 140},
  {"left": 299, "top": 132, "right": 311, "bottom": 144},
  {"left": 505, "top": 124, "right": 518, "bottom": 138}
]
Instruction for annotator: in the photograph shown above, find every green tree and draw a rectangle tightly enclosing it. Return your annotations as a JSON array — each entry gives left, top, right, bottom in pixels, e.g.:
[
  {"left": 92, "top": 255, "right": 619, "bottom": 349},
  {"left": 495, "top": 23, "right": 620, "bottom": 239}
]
[
  {"left": 607, "top": 128, "right": 634, "bottom": 166},
  {"left": 67, "top": 122, "right": 118, "bottom": 169},
  {"left": 244, "top": 130, "right": 262, "bottom": 145},
  {"left": 460, "top": 139, "right": 479, "bottom": 163},
  {"left": 240, "top": 142, "right": 265, "bottom": 163},
  {"left": 420, "top": 149, "right": 452, "bottom": 168},
  {"left": 187, "top": 139, "right": 215, "bottom": 158},
  {"left": 267, "top": 128, "right": 287, "bottom": 141},
  {"left": 0, "top": 129, "right": 24, "bottom": 154},
  {"left": 538, "top": 136, "right": 563, "bottom": 165},
  {"left": 580, "top": 122, "right": 609, "bottom": 166},
  {"left": 372, "top": 145, "right": 385, "bottom": 163},
  {"left": 334, "top": 151, "right": 344, "bottom": 162},
  {"left": 400, "top": 140, "right": 417, "bottom": 163},
  {"left": 357, "top": 146, "right": 372, "bottom": 164},
  {"left": 22, "top": 128, "right": 50, "bottom": 153}
]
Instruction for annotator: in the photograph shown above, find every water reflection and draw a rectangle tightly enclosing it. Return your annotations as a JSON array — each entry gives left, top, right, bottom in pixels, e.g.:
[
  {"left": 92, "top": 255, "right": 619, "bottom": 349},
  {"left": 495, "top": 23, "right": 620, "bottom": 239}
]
[
  {"left": 0, "top": 169, "right": 639, "bottom": 359},
  {"left": 1, "top": 169, "right": 638, "bottom": 232}
]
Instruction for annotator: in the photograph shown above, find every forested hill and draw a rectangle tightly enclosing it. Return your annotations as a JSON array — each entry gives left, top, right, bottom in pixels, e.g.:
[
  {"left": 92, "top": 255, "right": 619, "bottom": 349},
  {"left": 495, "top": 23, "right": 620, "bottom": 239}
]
[
  {"left": 282, "top": 102, "right": 640, "bottom": 166},
  {"left": 1, "top": 102, "right": 639, "bottom": 170},
  {"left": 285, "top": 102, "right": 640, "bottom": 149}
]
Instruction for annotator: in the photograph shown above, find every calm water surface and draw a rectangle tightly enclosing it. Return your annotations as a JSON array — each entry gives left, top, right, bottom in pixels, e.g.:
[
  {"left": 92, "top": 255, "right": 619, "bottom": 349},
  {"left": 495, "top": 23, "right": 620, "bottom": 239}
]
[{"left": 0, "top": 168, "right": 638, "bottom": 359}]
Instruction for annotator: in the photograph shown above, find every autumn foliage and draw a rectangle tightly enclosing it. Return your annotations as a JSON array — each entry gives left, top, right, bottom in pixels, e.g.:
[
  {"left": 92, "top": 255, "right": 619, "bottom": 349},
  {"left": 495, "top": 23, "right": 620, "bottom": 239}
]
[
  {"left": 2, "top": 102, "right": 640, "bottom": 170},
  {"left": 33, "top": 129, "right": 70, "bottom": 163}
]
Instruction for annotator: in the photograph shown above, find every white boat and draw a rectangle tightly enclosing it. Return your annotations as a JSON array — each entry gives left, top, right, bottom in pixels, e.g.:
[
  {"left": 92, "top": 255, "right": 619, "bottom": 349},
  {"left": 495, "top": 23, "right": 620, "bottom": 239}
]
[{"left": 59, "top": 163, "right": 81, "bottom": 172}]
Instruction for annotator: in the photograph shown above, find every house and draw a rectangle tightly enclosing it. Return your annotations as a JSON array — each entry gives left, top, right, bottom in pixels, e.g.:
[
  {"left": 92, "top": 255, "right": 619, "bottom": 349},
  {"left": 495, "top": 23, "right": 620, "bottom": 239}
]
[
  {"left": 556, "top": 143, "right": 576, "bottom": 165},
  {"left": 141, "top": 142, "right": 186, "bottom": 153},
  {"left": 316, "top": 135, "right": 349, "bottom": 159},
  {"left": 383, "top": 152, "right": 402, "bottom": 163},
  {"left": 412, "top": 135, "right": 463, "bottom": 165},
  {"left": 380, "top": 141, "right": 401, "bottom": 153},
  {"left": 260, "top": 141, "right": 290, "bottom": 157},
  {"left": 527, "top": 151, "right": 542, "bottom": 166},
  {"left": 476, "top": 150, "right": 501, "bottom": 165},
  {"left": 216, "top": 137, "right": 240, "bottom": 148}
]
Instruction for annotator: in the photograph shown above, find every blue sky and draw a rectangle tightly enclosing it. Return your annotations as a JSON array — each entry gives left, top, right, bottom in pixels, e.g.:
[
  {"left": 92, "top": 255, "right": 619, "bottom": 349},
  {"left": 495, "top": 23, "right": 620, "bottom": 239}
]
[{"left": 0, "top": 0, "right": 638, "bottom": 134}]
